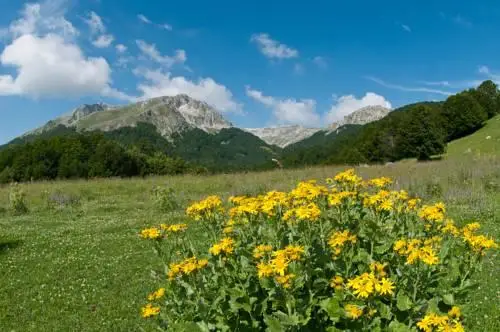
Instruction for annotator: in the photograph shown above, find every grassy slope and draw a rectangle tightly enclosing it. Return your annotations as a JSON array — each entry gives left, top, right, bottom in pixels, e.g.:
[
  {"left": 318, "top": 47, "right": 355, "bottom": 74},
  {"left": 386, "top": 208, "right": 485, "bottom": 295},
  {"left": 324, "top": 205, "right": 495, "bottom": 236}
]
[
  {"left": 447, "top": 115, "right": 500, "bottom": 157},
  {"left": 0, "top": 122, "right": 499, "bottom": 331}
]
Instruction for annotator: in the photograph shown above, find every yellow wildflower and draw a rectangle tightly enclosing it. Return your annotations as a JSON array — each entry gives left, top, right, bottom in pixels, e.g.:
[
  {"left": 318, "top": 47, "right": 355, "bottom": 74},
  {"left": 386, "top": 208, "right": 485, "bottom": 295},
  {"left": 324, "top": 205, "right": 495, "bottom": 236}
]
[
  {"left": 448, "top": 306, "right": 461, "bottom": 319},
  {"left": 167, "top": 257, "right": 208, "bottom": 280},
  {"left": 140, "top": 227, "right": 161, "bottom": 240},
  {"left": 253, "top": 244, "right": 273, "bottom": 259},
  {"left": 275, "top": 273, "right": 295, "bottom": 289},
  {"left": 147, "top": 287, "right": 165, "bottom": 301},
  {"left": 344, "top": 304, "right": 363, "bottom": 319},
  {"left": 141, "top": 303, "right": 160, "bottom": 318},
  {"left": 186, "top": 195, "right": 223, "bottom": 220},
  {"left": 347, "top": 273, "right": 376, "bottom": 298},
  {"left": 209, "top": 237, "right": 234, "bottom": 256},
  {"left": 375, "top": 278, "right": 395, "bottom": 296},
  {"left": 256, "top": 262, "right": 274, "bottom": 278},
  {"left": 330, "top": 275, "right": 344, "bottom": 290},
  {"left": 368, "top": 177, "right": 393, "bottom": 188}
]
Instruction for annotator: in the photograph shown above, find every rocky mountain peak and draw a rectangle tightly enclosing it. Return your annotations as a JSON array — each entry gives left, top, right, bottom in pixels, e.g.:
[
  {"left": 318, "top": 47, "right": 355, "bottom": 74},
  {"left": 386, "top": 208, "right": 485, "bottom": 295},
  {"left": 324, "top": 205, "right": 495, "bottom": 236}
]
[{"left": 330, "top": 105, "right": 390, "bottom": 130}]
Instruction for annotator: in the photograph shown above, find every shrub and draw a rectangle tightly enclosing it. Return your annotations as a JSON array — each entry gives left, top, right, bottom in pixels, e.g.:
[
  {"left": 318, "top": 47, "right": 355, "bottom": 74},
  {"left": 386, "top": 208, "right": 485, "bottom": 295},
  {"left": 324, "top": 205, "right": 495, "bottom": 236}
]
[
  {"left": 152, "top": 186, "right": 178, "bottom": 212},
  {"left": 42, "top": 190, "right": 81, "bottom": 210},
  {"left": 9, "top": 183, "right": 28, "bottom": 215},
  {"left": 139, "top": 169, "right": 497, "bottom": 331}
]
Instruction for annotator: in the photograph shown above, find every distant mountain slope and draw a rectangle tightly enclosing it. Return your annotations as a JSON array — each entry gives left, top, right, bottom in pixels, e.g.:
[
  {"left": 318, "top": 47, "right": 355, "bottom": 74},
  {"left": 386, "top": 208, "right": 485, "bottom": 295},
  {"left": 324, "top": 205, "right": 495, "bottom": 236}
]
[
  {"left": 26, "top": 94, "right": 232, "bottom": 139},
  {"left": 329, "top": 105, "right": 390, "bottom": 130},
  {"left": 446, "top": 114, "right": 500, "bottom": 157},
  {"left": 243, "top": 126, "right": 321, "bottom": 147}
]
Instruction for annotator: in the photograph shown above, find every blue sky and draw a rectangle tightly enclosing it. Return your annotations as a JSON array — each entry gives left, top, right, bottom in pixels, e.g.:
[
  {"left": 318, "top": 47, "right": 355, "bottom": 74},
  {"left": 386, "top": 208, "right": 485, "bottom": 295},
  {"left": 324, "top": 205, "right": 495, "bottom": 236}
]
[{"left": 1, "top": 0, "right": 499, "bottom": 143}]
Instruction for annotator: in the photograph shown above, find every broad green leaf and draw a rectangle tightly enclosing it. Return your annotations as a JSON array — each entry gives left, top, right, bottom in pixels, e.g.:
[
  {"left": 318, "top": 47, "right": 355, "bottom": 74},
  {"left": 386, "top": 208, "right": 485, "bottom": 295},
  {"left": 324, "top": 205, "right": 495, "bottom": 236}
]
[
  {"left": 388, "top": 321, "right": 413, "bottom": 332},
  {"left": 396, "top": 291, "right": 413, "bottom": 311},
  {"left": 443, "top": 294, "right": 455, "bottom": 305},
  {"left": 264, "top": 315, "right": 285, "bottom": 332},
  {"left": 319, "top": 297, "right": 342, "bottom": 322},
  {"left": 378, "top": 302, "right": 392, "bottom": 320}
]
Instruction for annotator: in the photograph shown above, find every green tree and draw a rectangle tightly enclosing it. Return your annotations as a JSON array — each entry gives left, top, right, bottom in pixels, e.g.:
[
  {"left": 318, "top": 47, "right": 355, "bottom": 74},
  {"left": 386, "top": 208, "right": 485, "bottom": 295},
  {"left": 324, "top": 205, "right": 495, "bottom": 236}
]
[
  {"left": 470, "top": 80, "right": 499, "bottom": 118},
  {"left": 441, "top": 92, "right": 487, "bottom": 140}
]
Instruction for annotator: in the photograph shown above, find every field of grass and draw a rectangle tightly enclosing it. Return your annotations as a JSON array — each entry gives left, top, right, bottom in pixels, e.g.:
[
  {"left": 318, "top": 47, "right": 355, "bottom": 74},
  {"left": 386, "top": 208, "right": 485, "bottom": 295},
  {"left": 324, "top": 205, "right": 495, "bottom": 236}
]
[
  {"left": 0, "top": 120, "right": 499, "bottom": 331},
  {"left": 447, "top": 115, "right": 500, "bottom": 157}
]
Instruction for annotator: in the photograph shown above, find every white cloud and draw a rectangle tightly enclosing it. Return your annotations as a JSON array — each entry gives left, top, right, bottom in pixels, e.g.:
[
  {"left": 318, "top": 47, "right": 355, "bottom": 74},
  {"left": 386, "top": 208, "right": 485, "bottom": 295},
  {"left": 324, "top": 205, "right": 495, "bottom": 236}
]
[
  {"left": 366, "top": 76, "right": 453, "bottom": 96},
  {"left": 0, "top": 2, "right": 130, "bottom": 101},
  {"left": 325, "top": 92, "right": 392, "bottom": 123},
  {"left": 401, "top": 24, "right": 411, "bottom": 32},
  {"left": 250, "top": 33, "right": 298, "bottom": 59},
  {"left": 0, "top": 34, "right": 113, "bottom": 97},
  {"left": 92, "top": 34, "right": 114, "bottom": 48},
  {"left": 312, "top": 56, "right": 327, "bottom": 69},
  {"left": 84, "top": 11, "right": 105, "bottom": 34},
  {"left": 160, "top": 23, "right": 173, "bottom": 31},
  {"left": 115, "top": 44, "right": 127, "bottom": 53},
  {"left": 136, "top": 40, "right": 186, "bottom": 67},
  {"left": 9, "top": 0, "right": 78, "bottom": 39},
  {"left": 137, "top": 14, "right": 152, "bottom": 24},
  {"left": 136, "top": 69, "right": 241, "bottom": 113},
  {"left": 245, "top": 86, "right": 320, "bottom": 126},
  {"left": 478, "top": 65, "right": 490, "bottom": 75}
]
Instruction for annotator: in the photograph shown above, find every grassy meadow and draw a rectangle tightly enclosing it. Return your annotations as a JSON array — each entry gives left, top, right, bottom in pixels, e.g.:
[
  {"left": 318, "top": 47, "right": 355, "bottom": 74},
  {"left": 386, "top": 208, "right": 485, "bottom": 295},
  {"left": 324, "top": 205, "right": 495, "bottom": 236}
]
[{"left": 0, "top": 119, "right": 499, "bottom": 331}]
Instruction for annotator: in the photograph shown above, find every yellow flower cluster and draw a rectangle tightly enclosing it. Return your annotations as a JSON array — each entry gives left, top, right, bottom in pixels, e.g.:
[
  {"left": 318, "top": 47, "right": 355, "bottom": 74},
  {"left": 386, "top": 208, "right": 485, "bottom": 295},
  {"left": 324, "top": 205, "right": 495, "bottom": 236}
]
[
  {"left": 140, "top": 227, "right": 161, "bottom": 239},
  {"left": 328, "top": 230, "right": 357, "bottom": 256},
  {"left": 328, "top": 191, "right": 356, "bottom": 207},
  {"left": 440, "top": 219, "right": 460, "bottom": 236},
  {"left": 229, "top": 191, "right": 289, "bottom": 218},
  {"left": 366, "top": 177, "right": 393, "bottom": 188},
  {"left": 253, "top": 244, "right": 273, "bottom": 259},
  {"left": 417, "top": 308, "right": 464, "bottom": 332},
  {"left": 283, "top": 202, "right": 322, "bottom": 222},
  {"left": 332, "top": 168, "right": 362, "bottom": 186},
  {"left": 160, "top": 223, "right": 188, "bottom": 233},
  {"left": 363, "top": 190, "right": 412, "bottom": 212},
  {"left": 209, "top": 237, "right": 235, "bottom": 256},
  {"left": 330, "top": 275, "right": 344, "bottom": 290},
  {"left": 347, "top": 269, "right": 395, "bottom": 298},
  {"left": 167, "top": 256, "right": 208, "bottom": 280},
  {"left": 256, "top": 245, "right": 304, "bottom": 288},
  {"left": 418, "top": 202, "right": 446, "bottom": 223},
  {"left": 394, "top": 237, "right": 441, "bottom": 265},
  {"left": 141, "top": 303, "right": 160, "bottom": 318},
  {"left": 289, "top": 180, "right": 328, "bottom": 202},
  {"left": 186, "top": 195, "right": 223, "bottom": 220},
  {"left": 147, "top": 287, "right": 165, "bottom": 301},
  {"left": 462, "top": 223, "right": 498, "bottom": 254},
  {"left": 344, "top": 304, "right": 363, "bottom": 319}
]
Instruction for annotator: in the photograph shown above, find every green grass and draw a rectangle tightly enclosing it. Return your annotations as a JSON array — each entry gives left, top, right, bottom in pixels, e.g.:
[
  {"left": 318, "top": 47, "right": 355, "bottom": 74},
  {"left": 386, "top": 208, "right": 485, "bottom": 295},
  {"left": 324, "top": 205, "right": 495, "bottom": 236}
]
[
  {"left": 447, "top": 115, "right": 500, "bottom": 157},
  {"left": 1, "top": 121, "right": 499, "bottom": 331}
]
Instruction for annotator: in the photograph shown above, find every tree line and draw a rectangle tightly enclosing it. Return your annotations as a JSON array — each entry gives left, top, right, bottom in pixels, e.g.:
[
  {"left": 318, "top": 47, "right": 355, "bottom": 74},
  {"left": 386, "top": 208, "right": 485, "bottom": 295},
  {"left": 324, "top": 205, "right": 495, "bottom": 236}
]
[{"left": 282, "top": 80, "right": 499, "bottom": 166}]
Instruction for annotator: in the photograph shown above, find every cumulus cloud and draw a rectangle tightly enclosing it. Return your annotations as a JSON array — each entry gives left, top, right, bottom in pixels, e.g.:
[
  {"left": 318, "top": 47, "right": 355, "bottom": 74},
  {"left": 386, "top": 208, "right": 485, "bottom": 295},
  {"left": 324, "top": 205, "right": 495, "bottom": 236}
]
[
  {"left": 92, "top": 34, "right": 114, "bottom": 48},
  {"left": 246, "top": 86, "right": 320, "bottom": 126},
  {"left": 136, "top": 40, "right": 186, "bottom": 67},
  {"left": 325, "top": 92, "right": 392, "bottom": 123},
  {"left": 0, "top": 34, "right": 111, "bottom": 97},
  {"left": 135, "top": 69, "right": 241, "bottom": 113},
  {"left": 84, "top": 11, "right": 114, "bottom": 48},
  {"left": 0, "top": 1, "right": 130, "bottom": 100},
  {"left": 84, "top": 11, "right": 105, "bottom": 34},
  {"left": 251, "top": 33, "right": 298, "bottom": 59},
  {"left": 115, "top": 44, "right": 127, "bottom": 53},
  {"left": 9, "top": 0, "right": 78, "bottom": 38}
]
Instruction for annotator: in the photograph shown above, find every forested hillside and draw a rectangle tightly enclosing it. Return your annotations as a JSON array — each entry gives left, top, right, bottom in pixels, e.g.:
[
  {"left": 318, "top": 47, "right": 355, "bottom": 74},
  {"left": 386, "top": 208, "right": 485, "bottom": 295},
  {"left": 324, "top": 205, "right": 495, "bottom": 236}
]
[{"left": 1, "top": 80, "right": 498, "bottom": 183}]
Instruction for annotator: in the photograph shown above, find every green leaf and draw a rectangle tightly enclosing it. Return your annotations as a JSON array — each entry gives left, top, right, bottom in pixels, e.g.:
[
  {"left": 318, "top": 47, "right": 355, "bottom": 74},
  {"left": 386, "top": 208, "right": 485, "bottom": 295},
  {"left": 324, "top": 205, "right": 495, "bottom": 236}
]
[
  {"left": 319, "top": 296, "right": 342, "bottom": 322},
  {"left": 378, "top": 302, "right": 392, "bottom": 320},
  {"left": 374, "top": 242, "right": 393, "bottom": 254},
  {"left": 443, "top": 294, "right": 455, "bottom": 305},
  {"left": 388, "top": 321, "right": 412, "bottom": 332},
  {"left": 264, "top": 315, "right": 285, "bottom": 332},
  {"left": 396, "top": 291, "right": 413, "bottom": 311}
]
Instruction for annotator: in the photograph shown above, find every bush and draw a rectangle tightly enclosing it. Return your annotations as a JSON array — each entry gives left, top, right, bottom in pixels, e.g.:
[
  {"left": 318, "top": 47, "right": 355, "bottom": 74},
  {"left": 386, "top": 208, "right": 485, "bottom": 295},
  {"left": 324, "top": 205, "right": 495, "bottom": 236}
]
[
  {"left": 152, "top": 186, "right": 178, "bottom": 212},
  {"left": 9, "top": 183, "right": 28, "bottom": 215},
  {"left": 139, "top": 169, "right": 497, "bottom": 331},
  {"left": 42, "top": 190, "right": 81, "bottom": 210}
]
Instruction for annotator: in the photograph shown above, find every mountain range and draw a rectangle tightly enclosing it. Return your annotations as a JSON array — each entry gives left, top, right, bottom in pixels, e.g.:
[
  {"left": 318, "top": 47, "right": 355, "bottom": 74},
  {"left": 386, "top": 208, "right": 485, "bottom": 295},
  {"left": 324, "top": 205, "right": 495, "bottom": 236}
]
[{"left": 22, "top": 95, "right": 390, "bottom": 148}]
